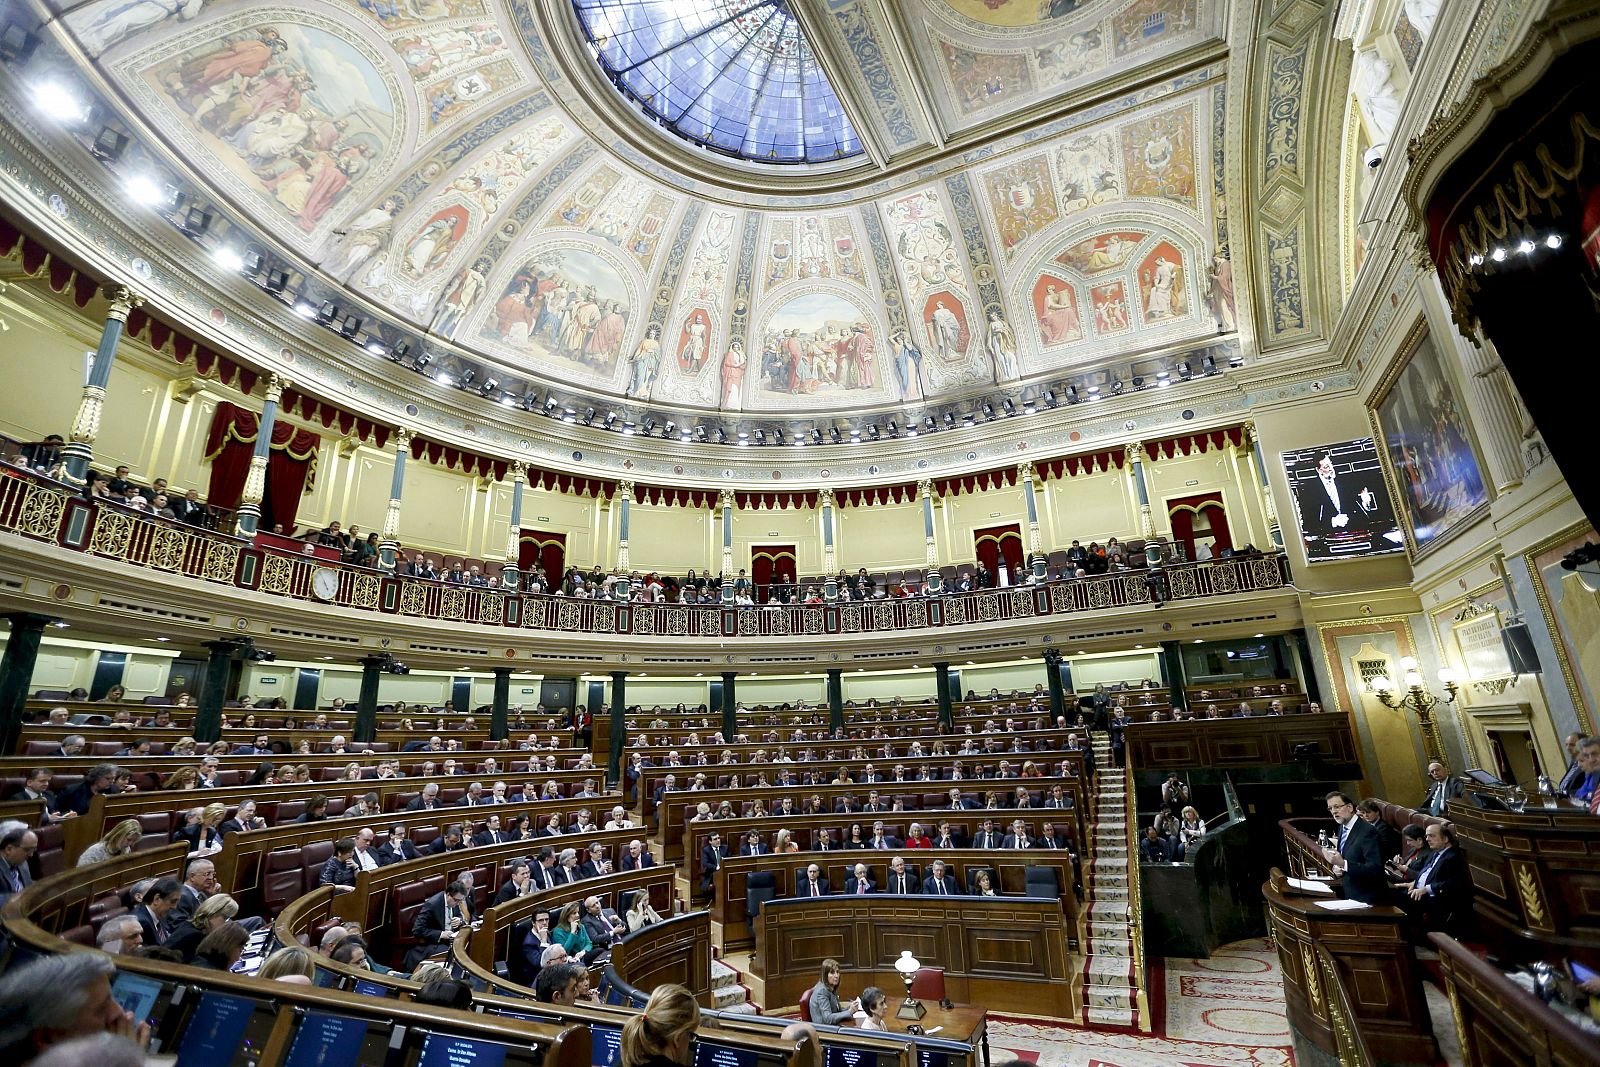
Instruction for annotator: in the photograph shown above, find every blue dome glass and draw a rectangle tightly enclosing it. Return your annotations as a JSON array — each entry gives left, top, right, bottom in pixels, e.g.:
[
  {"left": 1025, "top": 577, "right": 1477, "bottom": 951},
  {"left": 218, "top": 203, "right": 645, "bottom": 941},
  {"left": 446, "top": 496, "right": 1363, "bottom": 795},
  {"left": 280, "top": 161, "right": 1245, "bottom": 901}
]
[{"left": 572, "top": 0, "right": 864, "bottom": 164}]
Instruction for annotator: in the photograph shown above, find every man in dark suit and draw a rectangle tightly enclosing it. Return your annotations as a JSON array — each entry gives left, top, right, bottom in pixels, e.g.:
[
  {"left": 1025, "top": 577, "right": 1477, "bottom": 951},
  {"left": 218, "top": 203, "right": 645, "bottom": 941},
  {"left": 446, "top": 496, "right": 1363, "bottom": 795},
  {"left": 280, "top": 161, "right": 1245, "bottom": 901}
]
[
  {"left": 970, "top": 819, "right": 1004, "bottom": 850},
  {"left": 739, "top": 829, "right": 769, "bottom": 857},
  {"left": 132, "top": 877, "right": 182, "bottom": 947},
  {"left": 425, "top": 824, "right": 466, "bottom": 855},
  {"left": 620, "top": 839, "right": 655, "bottom": 870},
  {"left": 50, "top": 764, "right": 117, "bottom": 818},
  {"left": 405, "top": 784, "right": 442, "bottom": 811},
  {"left": 533, "top": 847, "right": 560, "bottom": 890},
  {"left": 576, "top": 843, "right": 612, "bottom": 880},
  {"left": 406, "top": 880, "right": 472, "bottom": 969},
  {"left": 1356, "top": 800, "right": 1400, "bottom": 862},
  {"left": 1397, "top": 822, "right": 1472, "bottom": 936},
  {"left": 580, "top": 895, "right": 626, "bottom": 951},
  {"left": 472, "top": 815, "right": 508, "bottom": 848},
  {"left": 1324, "top": 791, "right": 1387, "bottom": 904},
  {"left": 844, "top": 862, "right": 876, "bottom": 895},
  {"left": 378, "top": 826, "right": 420, "bottom": 866},
  {"left": 932, "top": 821, "right": 965, "bottom": 849},
  {"left": 813, "top": 829, "right": 838, "bottom": 851},
  {"left": 922, "top": 859, "right": 959, "bottom": 896},
  {"left": 0, "top": 822, "right": 38, "bottom": 905},
  {"left": 1559, "top": 732, "right": 1587, "bottom": 794},
  {"left": 699, "top": 832, "right": 727, "bottom": 894},
  {"left": 885, "top": 856, "right": 919, "bottom": 895},
  {"left": 795, "top": 863, "right": 830, "bottom": 897},
  {"left": 494, "top": 862, "right": 536, "bottom": 906},
  {"left": 867, "top": 821, "right": 900, "bottom": 850},
  {"left": 1418, "top": 762, "right": 1464, "bottom": 817},
  {"left": 1001, "top": 819, "right": 1033, "bottom": 850},
  {"left": 171, "top": 858, "right": 216, "bottom": 926},
  {"left": 1037, "top": 822, "right": 1071, "bottom": 851}
]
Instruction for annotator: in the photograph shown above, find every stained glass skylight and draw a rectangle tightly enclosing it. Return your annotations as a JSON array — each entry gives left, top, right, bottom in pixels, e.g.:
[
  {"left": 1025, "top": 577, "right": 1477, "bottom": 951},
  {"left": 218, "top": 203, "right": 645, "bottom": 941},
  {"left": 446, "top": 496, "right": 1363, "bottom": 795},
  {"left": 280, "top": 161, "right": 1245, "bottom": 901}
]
[{"left": 572, "top": 0, "right": 864, "bottom": 164}]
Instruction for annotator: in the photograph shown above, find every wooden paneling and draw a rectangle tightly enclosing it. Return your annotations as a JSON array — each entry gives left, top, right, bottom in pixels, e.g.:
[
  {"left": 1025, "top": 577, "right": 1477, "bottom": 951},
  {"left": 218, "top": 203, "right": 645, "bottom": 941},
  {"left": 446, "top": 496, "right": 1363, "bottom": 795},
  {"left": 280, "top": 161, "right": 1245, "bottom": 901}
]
[
  {"left": 1432, "top": 934, "right": 1599, "bottom": 1067},
  {"left": 1125, "top": 714, "right": 1360, "bottom": 772},
  {"left": 612, "top": 912, "right": 713, "bottom": 1006},
  {"left": 754, "top": 895, "right": 1077, "bottom": 1019}
]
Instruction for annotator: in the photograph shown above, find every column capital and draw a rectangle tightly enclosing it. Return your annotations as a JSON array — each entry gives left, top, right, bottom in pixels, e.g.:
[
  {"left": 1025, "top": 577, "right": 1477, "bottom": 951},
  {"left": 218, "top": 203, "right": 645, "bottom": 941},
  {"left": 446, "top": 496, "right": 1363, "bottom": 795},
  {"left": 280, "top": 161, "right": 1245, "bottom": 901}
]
[
  {"left": 101, "top": 285, "right": 144, "bottom": 322},
  {"left": 616, "top": 480, "right": 634, "bottom": 501},
  {"left": 1244, "top": 421, "right": 1260, "bottom": 445},
  {"left": 508, "top": 459, "right": 528, "bottom": 482},
  {"left": 2, "top": 611, "right": 59, "bottom": 631},
  {"left": 817, "top": 486, "right": 835, "bottom": 508},
  {"left": 1125, "top": 441, "right": 1144, "bottom": 464},
  {"left": 264, "top": 373, "right": 290, "bottom": 405},
  {"left": 718, "top": 487, "right": 736, "bottom": 511},
  {"left": 1016, "top": 460, "right": 1035, "bottom": 481},
  {"left": 393, "top": 427, "right": 413, "bottom": 450},
  {"left": 918, "top": 478, "right": 936, "bottom": 499}
]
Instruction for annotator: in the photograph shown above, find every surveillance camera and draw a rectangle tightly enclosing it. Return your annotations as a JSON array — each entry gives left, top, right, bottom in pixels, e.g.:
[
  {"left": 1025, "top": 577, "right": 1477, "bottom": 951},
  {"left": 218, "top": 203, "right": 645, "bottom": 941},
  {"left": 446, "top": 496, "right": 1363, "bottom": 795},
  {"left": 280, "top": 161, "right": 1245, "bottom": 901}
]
[{"left": 1363, "top": 144, "right": 1385, "bottom": 170}]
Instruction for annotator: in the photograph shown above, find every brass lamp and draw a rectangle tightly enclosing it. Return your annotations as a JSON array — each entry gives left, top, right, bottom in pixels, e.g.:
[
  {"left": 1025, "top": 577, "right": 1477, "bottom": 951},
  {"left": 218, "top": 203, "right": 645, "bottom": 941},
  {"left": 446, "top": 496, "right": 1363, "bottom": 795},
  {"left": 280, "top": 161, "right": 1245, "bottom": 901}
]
[
  {"left": 1369, "top": 656, "right": 1457, "bottom": 763},
  {"left": 892, "top": 950, "right": 926, "bottom": 1020}
]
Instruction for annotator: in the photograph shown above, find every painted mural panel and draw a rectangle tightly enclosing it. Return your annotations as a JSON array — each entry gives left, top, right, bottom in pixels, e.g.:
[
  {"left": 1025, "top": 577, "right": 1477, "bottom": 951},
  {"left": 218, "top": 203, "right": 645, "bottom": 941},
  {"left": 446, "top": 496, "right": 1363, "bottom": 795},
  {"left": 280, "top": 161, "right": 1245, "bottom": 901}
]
[
  {"left": 1372, "top": 330, "right": 1491, "bottom": 557},
  {"left": 923, "top": 292, "right": 971, "bottom": 362},
  {"left": 344, "top": 0, "right": 485, "bottom": 30},
  {"left": 983, "top": 155, "right": 1060, "bottom": 260},
  {"left": 883, "top": 189, "right": 967, "bottom": 301},
  {"left": 1527, "top": 527, "right": 1600, "bottom": 733},
  {"left": 1136, "top": 240, "right": 1187, "bottom": 321},
  {"left": 939, "top": 0, "right": 1089, "bottom": 28},
  {"left": 1119, "top": 104, "right": 1197, "bottom": 207},
  {"left": 477, "top": 244, "right": 635, "bottom": 379},
  {"left": 1053, "top": 230, "right": 1146, "bottom": 274},
  {"left": 1090, "top": 281, "right": 1131, "bottom": 335},
  {"left": 1031, "top": 275, "right": 1084, "bottom": 346},
  {"left": 750, "top": 291, "right": 887, "bottom": 409},
  {"left": 123, "top": 14, "right": 399, "bottom": 244}
]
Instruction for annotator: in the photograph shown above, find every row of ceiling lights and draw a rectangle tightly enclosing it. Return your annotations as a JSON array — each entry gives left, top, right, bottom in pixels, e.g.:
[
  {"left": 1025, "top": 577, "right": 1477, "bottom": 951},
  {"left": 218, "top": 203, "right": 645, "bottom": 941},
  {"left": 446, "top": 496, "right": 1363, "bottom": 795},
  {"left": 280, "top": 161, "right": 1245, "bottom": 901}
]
[{"left": 22, "top": 69, "right": 1239, "bottom": 450}]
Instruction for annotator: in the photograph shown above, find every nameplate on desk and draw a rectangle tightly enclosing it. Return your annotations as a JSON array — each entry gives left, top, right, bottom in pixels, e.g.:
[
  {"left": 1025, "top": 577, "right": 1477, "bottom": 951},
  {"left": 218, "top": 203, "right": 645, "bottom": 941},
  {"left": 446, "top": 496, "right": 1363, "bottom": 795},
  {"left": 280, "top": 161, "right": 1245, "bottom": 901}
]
[
  {"left": 1314, "top": 899, "right": 1371, "bottom": 911},
  {"left": 1286, "top": 877, "right": 1334, "bottom": 895}
]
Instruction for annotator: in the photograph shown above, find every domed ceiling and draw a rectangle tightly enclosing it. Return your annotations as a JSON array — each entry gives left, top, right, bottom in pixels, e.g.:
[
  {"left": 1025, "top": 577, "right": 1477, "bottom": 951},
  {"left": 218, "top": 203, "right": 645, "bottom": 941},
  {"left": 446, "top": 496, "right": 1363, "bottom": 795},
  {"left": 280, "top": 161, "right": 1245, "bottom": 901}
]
[{"left": 45, "top": 0, "right": 1233, "bottom": 420}]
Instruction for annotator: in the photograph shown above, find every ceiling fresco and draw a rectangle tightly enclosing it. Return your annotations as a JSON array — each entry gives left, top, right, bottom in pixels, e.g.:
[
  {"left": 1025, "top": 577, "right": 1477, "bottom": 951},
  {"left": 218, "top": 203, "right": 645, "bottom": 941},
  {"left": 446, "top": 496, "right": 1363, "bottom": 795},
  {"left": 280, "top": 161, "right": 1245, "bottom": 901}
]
[{"left": 43, "top": 0, "right": 1235, "bottom": 418}]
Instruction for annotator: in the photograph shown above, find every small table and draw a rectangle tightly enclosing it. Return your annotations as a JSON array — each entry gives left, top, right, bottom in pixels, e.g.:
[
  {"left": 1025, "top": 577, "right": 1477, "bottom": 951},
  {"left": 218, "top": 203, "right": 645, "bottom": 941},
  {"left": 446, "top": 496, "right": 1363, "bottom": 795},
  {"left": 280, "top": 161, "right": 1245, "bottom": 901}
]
[{"left": 880, "top": 1004, "right": 988, "bottom": 1067}]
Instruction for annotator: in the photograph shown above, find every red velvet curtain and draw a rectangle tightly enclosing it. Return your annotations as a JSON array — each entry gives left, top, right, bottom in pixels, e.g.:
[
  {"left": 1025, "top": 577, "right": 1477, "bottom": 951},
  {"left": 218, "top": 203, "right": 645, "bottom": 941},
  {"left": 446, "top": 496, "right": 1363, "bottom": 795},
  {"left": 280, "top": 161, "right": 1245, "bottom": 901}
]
[
  {"left": 973, "top": 524, "right": 1024, "bottom": 579},
  {"left": 520, "top": 531, "right": 566, "bottom": 581},
  {"left": 1165, "top": 494, "right": 1233, "bottom": 559},
  {"left": 751, "top": 546, "right": 796, "bottom": 594},
  {"left": 205, "top": 402, "right": 320, "bottom": 532}
]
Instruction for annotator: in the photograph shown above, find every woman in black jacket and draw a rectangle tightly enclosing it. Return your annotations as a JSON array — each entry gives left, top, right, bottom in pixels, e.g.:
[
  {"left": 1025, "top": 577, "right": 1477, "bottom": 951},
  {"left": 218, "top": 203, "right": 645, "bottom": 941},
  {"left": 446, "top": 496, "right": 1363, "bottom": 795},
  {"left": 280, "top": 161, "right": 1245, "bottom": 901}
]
[{"left": 163, "top": 893, "right": 239, "bottom": 961}]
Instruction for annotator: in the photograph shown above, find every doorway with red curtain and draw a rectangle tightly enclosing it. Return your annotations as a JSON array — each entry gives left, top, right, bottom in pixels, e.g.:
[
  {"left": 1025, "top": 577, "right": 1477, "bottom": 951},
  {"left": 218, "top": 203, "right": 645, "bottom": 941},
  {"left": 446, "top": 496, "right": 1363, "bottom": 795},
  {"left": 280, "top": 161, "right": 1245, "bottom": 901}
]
[
  {"left": 519, "top": 531, "right": 567, "bottom": 586},
  {"left": 1165, "top": 494, "right": 1233, "bottom": 561},
  {"left": 204, "top": 402, "right": 320, "bottom": 532},
  {"left": 973, "top": 524, "right": 1024, "bottom": 582},
  {"left": 751, "top": 545, "right": 797, "bottom": 599}
]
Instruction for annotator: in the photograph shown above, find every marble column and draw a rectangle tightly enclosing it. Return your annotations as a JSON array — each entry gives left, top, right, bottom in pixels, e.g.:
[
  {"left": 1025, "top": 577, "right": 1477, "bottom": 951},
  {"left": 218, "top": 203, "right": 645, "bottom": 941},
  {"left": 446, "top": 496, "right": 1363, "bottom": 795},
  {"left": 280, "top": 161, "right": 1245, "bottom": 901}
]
[
  {"left": 1456, "top": 335, "right": 1530, "bottom": 492},
  {"left": 501, "top": 461, "right": 527, "bottom": 590},
  {"left": 819, "top": 488, "right": 838, "bottom": 601},
  {"left": 379, "top": 429, "right": 411, "bottom": 569},
  {"left": 615, "top": 480, "right": 633, "bottom": 600},
  {"left": 609, "top": 670, "right": 627, "bottom": 784},
  {"left": 719, "top": 489, "right": 735, "bottom": 605},
  {"left": 934, "top": 662, "right": 955, "bottom": 733},
  {"left": 1126, "top": 443, "right": 1157, "bottom": 539},
  {"left": 0, "top": 613, "right": 56, "bottom": 757},
  {"left": 1019, "top": 461, "right": 1047, "bottom": 580},
  {"left": 234, "top": 373, "right": 288, "bottom": 537},
  {"left": 195, "top": 640, "right": 238, "bottom": 744},
  {"left": 355, "top": 654, "right": 386, "bottom": 744},
  {"left": 1243, "top": 422, "right": 1285, "bottom": 549},
  {"left": 491, "top": 667, "right": 512, "bottom": 742},
  {"left": 826, "top": 668, "right": 845, "bottom": 735},
  {"left": 62, "top": 286, "right": 143, "bottom": 482},
  {"left": 919, "top": 479, "right": 943, "bottom": 593}
]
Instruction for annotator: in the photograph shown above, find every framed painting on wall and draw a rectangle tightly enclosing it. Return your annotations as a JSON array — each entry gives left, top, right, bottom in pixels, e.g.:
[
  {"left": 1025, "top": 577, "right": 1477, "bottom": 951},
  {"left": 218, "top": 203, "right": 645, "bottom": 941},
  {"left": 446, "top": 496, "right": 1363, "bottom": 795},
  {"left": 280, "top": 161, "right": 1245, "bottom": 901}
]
[{"left": 1369, "top": 324, "right": 1490, "bottom": 560}]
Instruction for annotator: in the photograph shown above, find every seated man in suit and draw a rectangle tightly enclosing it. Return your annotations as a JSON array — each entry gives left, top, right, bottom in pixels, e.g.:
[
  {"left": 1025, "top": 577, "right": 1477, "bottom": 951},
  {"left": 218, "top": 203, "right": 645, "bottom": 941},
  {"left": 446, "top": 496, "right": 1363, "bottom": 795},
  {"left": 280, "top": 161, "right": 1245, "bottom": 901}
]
[
  {"left": 425, "top": 824, "right": 467, "bottom": 855},
  {"left": 378, "top": 825, "right": 421, "bottom": 866},
  {"left": 579, "top": 895, "right": 626, "bottom": 951},
  {"left": 884, "top": 855, "right": 919, "bottom": 895},
  {"left": 576, "top": 843, "right": 612, "bottom": 880},
  {"left": 866, "top": 821, "right": 900, "bottom": 850},
  {"left": 1001, "top": 819, "right": 1033, "bottom": 850},
  {"left": 794, "top": 862, "right": 830, "bottom": 898},
  {"left": 494, "top": 861, "right": 537, "bottom": 905},
  {"left": 0, "top": 822, "right": 38, "bottom": 905},
  {"left": 932, "top": 820, "right": 965, "bottom": 849},
  {"left": 406, "top": 880, "right": 472, "bottom": 970},
  {"left": 1037, "top": 821, "right": 1072, "bottom": 852},
  {"left": 1418, "top": 762, "right": 1464, "bottom": 817},
  {"left": 473, "top": 815, "right": 509, "bottom": 848},
  {"left": 405, "top": 784, "right": 443, "bottom": 811},
  {"left": 844, "top": 862, "right": 876, "bottom": 895},
  {"left": 739, "top": 829, "right": 769, "bottom": 857},
  {"left": 1396, "top": 821, "right": 1473, "bottom": 937},
  {"left": 1322, "top": 790, "right": 1388, "bottom": 904},
  {"left": 1355, "top": 799, "right": 1400, "bottom": 862},
  {"left": 699, "top": 832, "right": 727, "bottom": 894},
  {"left": 970, "top": 818, "right": 1004, "bottom": 850},
  {"left": 520, "top": 909, "right": 555, "bottom": 974},
  {"left": 620, "top": 839, "right": 656, "bottom": 870},
  {"left": 922, "top": 859, "right": 959, "bottom": 896}
]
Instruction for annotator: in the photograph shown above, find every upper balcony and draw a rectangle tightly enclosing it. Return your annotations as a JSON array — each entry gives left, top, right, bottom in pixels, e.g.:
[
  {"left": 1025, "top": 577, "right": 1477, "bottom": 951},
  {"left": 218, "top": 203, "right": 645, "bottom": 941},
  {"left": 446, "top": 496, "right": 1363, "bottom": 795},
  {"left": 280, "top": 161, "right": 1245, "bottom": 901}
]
[{"left": 0, "top": 465, "right": 1303, "bottom": 671}]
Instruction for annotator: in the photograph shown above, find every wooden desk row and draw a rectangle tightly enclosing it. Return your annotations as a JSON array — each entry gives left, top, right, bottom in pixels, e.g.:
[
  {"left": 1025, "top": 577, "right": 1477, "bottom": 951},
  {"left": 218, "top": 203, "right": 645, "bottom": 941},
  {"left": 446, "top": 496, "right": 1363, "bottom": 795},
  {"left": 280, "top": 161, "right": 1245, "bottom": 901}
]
[{"left": 1123, "top": 712, "right": 1359, "bottom": 773}]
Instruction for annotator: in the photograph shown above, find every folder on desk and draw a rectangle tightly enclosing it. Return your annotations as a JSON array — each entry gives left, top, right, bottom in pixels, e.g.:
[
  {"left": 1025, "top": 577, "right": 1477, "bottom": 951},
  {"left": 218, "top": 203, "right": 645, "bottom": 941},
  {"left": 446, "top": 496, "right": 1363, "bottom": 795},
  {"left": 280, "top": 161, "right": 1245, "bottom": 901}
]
[{"left": 1286, "top": 877, "right": 1335, "bottom": 895}]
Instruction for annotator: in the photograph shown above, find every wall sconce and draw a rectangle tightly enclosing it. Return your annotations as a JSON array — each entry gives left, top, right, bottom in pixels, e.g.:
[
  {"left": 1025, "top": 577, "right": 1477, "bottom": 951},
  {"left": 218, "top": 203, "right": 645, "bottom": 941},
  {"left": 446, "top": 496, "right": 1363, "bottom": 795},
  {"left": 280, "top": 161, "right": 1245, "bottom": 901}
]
[{"left": 1368, "top": 656, "right": 1456, "bottom": 762}]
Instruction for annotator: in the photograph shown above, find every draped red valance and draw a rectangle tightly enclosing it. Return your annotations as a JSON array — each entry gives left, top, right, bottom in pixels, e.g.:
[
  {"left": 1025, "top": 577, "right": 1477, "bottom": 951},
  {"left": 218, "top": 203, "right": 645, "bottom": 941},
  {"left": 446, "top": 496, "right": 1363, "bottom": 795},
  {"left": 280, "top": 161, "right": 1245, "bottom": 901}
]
[
  {"left": 0, "top": 220, "right": 101, "bottom": 308},
  {"left": 204, "top": 401, "right": 321, "bottom": 531},
  {"left": 411, "top": 435, "right": 508, "bottom": 482},
  {"left": 1141, "top": 426, "right": 1246, "bottom": 461},
  {"left": 735, "top": 490, "right": 820, "bottom": 510},
  {"left": 632, "top": 485, "right": 714, "bottom": 508},
  {"left": 280, "top": 386, "right": 389, "bottom": 449}
]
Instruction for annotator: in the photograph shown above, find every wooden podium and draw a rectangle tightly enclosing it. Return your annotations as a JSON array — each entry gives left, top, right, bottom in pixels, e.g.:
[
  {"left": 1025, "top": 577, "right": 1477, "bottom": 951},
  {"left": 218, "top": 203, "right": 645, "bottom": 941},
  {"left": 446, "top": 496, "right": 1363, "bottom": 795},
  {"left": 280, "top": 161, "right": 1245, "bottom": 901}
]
[{"left": 1263, "top": 872, "right": 1436, "bottom": 1064}]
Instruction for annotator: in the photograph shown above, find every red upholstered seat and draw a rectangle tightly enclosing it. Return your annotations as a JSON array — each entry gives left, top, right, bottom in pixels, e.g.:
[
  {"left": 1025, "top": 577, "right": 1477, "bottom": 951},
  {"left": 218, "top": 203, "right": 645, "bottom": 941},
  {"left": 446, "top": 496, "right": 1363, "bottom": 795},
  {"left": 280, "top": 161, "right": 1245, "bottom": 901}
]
[{"left": 262, "top": 849, "right": 306, "bottom": 914}]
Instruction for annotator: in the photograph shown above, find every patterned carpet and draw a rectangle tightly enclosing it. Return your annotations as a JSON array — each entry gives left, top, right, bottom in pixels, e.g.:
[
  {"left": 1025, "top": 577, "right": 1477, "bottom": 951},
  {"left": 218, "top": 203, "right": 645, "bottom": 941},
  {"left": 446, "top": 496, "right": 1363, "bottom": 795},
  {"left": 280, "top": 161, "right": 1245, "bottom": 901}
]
[{"left": 987, "top": 940, "right": 1295, "bottom": 1067}]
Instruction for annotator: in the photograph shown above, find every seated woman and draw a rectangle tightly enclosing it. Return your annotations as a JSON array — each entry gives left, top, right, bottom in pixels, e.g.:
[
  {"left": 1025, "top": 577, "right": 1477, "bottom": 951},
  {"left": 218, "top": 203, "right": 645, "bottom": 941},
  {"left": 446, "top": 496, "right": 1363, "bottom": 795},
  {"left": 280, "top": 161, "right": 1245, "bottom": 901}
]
[
  {"left": 77, "top": 819, "right": 142, "bottom": 867},
  {"left": 552, "top": 901, "right": 597, "bottom": 963},
  {"left": 164, "top": 894, "right": 240, "bottom": 961},
  {"left": 1176, "top": 806, "right": 1206, "bottom": 860},
  {"left": 808, "top": 959, "right": 861, "bottom": 1025},
  {"left": 855, "top": 987, "right": 889, "bottom": 1031},
  {"left": 972, "top": 870, "right": 998, "bottom": 897}
]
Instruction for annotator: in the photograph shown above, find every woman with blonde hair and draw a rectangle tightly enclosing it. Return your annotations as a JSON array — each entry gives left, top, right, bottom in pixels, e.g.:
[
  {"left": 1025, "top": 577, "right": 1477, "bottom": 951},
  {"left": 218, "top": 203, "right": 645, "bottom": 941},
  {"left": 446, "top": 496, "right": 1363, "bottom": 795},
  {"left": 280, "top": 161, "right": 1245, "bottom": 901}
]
[
  {"left": 162, "top": 766, "right": 199, "bottom": 790},
  {"left": 170, "top": 737, "right": 198, "bottom": 757},
  {"left": 772, "top": 828, "right": 792, "bottom": 853},
  {"left": 258, "top": 945, "right": 317, "bottom": 982},
  {"left": 551, "top": 901, "right": 595, "bottom": 963},
  {"left": 77, "top": 818, "right": 142, "bottom": 866},
  {"left": 164, "top": 892, "right": 240, "bottom": 961},
  {"left": 207, "top": 740, "right": 230, "bottom": 757},
  {"left": 620, "top": 983, "right": 700, "bottom": 1067}
]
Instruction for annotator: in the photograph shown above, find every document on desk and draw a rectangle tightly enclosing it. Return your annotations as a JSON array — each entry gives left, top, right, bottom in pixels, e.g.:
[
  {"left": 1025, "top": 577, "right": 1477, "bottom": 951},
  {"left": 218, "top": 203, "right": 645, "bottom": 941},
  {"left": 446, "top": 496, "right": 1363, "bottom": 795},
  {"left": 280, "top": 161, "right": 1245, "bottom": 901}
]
[
  {"left": 1315, "top": 899, "right": 1371, "bottom": 911},
  {"left": 1286, "top": 877, "right": 1335, "bottom": 895}
]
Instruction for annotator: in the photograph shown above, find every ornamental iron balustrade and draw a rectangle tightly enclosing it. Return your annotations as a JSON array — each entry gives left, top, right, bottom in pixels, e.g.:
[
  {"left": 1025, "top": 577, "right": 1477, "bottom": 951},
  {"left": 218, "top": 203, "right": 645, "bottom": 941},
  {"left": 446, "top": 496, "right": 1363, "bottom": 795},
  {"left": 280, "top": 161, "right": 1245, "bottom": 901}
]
[{"left": 0, "top": 465, "right": 1294, "bottom": 640}]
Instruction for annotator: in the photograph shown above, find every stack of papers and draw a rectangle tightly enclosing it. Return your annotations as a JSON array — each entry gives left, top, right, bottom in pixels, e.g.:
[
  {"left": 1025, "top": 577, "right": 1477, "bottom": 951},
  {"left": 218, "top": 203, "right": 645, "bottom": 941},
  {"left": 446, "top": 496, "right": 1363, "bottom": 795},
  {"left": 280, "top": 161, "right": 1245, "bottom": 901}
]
[
  {"left": 1315, "top": 899, "right": 1371, "bottom": 911},
  {"left": 1286, "top": 877, "right": 1334, "bottom": 895}
]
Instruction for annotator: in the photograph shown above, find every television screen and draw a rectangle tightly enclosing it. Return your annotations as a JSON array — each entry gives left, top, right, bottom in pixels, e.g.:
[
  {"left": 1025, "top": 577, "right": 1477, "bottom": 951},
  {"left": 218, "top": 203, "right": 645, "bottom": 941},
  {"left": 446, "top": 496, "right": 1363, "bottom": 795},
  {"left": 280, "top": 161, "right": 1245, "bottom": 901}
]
[
  {"left": 110, "top": 972, "right": 165, "bottom": 1028},
  {"left": 353, "top": 979, "right": 393, "bottom": 998},
  {"left": 416, "top": 1032, "right": 510, "bottom": 1067},
  {"left": 1280, "top": 438, "right": 1404, "bottom": 562},
  {"left": 591, "top": 1023, "right": 621, "bottom": 1067},
  {"left": 694, "top": 1040, "right": 762, "bottom": 1067},
  {"left": 916, "top": 1050, "right": 951, "bottom": 1067},
  {"left": 824, "top": 1046, "right": 894, "bottom": 1067},
  {"left": 173, "top": 992, "right": 272, "bottom": 1067},
  {"left": 282, "top": 1013, "right": 373, "bottom": 1067},
  {"left": 314, "top": 966, "right": 341, "bottom": 988}
]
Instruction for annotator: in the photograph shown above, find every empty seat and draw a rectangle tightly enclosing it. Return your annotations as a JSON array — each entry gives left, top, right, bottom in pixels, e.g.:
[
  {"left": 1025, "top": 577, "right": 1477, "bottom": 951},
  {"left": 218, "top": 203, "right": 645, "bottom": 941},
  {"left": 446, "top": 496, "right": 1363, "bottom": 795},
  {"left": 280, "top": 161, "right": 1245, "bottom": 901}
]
[{"left": 262, "top": 849, "right": 306, "bottom": 914}]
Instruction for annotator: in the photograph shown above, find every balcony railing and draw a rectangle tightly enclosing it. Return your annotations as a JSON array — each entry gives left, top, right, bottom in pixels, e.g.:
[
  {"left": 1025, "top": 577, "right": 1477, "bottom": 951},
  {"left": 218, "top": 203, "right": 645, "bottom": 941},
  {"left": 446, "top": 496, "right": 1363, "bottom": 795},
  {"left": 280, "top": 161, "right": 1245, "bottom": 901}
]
[{"left": 1, "top": 465, "right": 1295, "bottom": 638}]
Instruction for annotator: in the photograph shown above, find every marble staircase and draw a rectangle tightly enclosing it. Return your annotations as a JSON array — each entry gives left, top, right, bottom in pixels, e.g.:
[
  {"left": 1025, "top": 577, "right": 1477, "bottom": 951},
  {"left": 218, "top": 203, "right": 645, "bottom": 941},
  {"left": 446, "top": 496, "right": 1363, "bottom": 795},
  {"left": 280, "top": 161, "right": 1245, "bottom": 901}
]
[{"left": 1080, "top": 733, "right": 1141, "bottom": 1027}]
